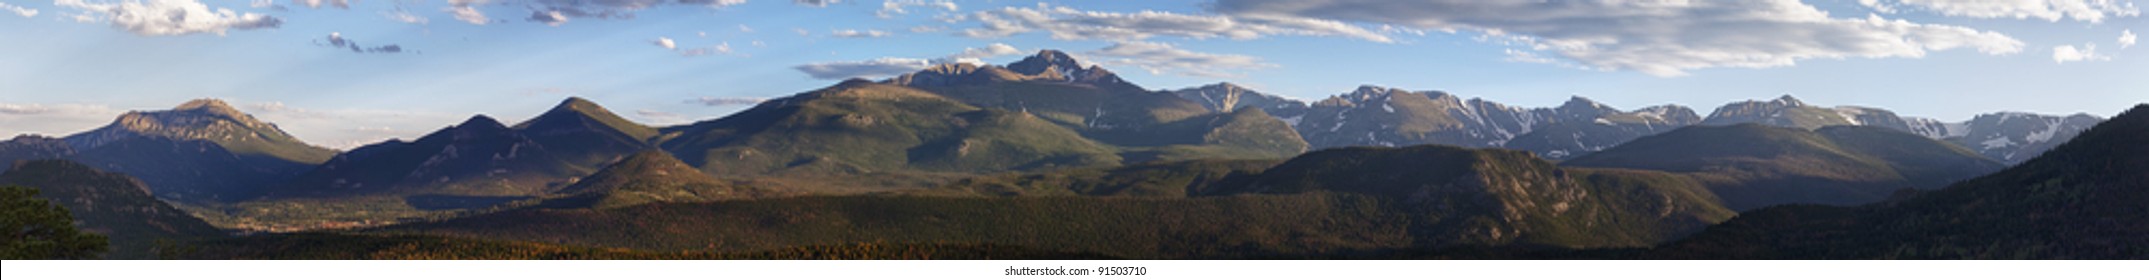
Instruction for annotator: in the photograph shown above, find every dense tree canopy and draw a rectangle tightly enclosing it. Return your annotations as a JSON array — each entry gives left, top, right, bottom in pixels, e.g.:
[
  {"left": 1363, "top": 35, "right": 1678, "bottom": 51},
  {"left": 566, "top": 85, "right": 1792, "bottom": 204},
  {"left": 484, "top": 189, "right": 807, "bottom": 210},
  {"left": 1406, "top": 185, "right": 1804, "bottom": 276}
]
[{"left": 0, "top": 186, "right": 108, "bottom": 259}]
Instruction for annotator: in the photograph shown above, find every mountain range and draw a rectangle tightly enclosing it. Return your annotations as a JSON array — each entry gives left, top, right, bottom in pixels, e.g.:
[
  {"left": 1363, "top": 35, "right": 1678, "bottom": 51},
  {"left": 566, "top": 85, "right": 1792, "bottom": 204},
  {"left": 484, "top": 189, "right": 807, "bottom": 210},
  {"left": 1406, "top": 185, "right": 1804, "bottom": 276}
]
[{"left": 1, "top": 49, "right": 2134, "bottom": 260}]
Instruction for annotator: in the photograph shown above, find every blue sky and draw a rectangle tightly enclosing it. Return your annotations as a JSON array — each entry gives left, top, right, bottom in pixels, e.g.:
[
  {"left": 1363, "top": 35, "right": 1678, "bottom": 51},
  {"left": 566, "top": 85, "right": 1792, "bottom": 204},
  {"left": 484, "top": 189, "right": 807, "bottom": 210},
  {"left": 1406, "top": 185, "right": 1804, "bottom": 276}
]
[{"left": 0, "top": 0, "right": 2143, "bottom": 148}]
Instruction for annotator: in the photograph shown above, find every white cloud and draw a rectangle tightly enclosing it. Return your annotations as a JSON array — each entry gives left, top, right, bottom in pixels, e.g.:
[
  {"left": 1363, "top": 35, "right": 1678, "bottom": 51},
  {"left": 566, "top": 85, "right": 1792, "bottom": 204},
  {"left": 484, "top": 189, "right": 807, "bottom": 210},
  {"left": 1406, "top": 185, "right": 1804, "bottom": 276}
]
[
  {"left": 0, "top": 3, "right": 38, "bottom": 18},
  {"left": 527, "top": 10, "right": 569, "bottom": 26},
  {"left": 877, "top": 0, "right": 957, "bottom": 18},
  {"left": 445, "top": 6, "right": 489, "bottom": 25},
  {"left": 792, "top": 43, "right": 1030, "bottom": 79},
  {"left": 654, "top": 37, "right": 733, "bottom": 56},
  {"left": 2123, "top": 29, "right": 2138, "bottom": 48},
  {"left": 795, "top": 0, "right": 840, "bottom": 7},
  {"left": 738, "top": 24, "right": 754, "bottom": 33},
  {"left": 678, "top": 42, "right": 732, "bottom": 56},
  {"left": 831, "top": 29, "right": 892, "bottom": 38},
  {"left": 56, "top": 0, "right": 283, "bottom": 36},
  {"left": 384, "top": 10, "right": 429, "bottom": 24},
  {"left": 685, "top": 97, "right": 768, "bottom": 106},
  {"left": 1859, "top": 0, "right": 2140, "bottom": 22},
  {"left": 1083, "top": 41, "right": 1276, "bottom": 78},
  {"left": 1212, "top": 0, "right": 2025, "bottom": 77},
  {"left": 653, "top": 37, "right": 677, "bottom": 49},
  {"left": 293, "top": 0, "right": 351, "bottom": 9},
  {"left": 931, "top": 43, "right": 1020, "bottom": 65},
  {"left": 0, "top": 103, "right": 119, "bottom": 137},
  {"left": 2053, "top": 43, "right": 2111, "bottom": 63},
  {"left": 959, "top": 3, "right": 1393, "bottom": 43},
  {"left": 794, "top": 57, "right": 932, "bottom": 79}
]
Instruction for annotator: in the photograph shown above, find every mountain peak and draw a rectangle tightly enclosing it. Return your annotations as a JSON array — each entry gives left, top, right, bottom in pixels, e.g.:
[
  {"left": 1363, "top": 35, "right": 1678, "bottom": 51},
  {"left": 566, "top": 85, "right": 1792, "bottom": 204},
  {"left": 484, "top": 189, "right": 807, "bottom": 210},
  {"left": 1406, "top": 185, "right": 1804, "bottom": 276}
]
[
  {"left": 458, "top": 114, "right": 508, "bottom": 130},
  {"left": 1562, "top": 96, "right": 1603, "bottom": 109},
  {"left": 1773, "top": 94, "right": 1805, "bottom": 107},
  {"left": 557, "top": 96, "right": 598, "bottom": 108},
  {"left": 171, "top": 98, "right": 246, "bottom": 118},
  {"left": 1007, "top": 49, "right": 1086, "bottom": 76},
  {"left": 1029, "top": 49, "right": 1075, "bottom": 62}
]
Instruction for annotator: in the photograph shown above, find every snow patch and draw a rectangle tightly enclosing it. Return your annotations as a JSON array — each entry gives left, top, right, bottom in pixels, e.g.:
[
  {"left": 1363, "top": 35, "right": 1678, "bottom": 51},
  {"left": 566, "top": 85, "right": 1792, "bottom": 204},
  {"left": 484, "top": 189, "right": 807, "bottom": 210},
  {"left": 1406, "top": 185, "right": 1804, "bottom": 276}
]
[
  {"left": 1593, "top": 118, "right": 1613, "bottom": 125},
  {"left": 2025, "top": 118, "right": 2065, "bottom": 144},
  {"left": 1980, "top": 136, "right": 2017, "bottom": 150}
]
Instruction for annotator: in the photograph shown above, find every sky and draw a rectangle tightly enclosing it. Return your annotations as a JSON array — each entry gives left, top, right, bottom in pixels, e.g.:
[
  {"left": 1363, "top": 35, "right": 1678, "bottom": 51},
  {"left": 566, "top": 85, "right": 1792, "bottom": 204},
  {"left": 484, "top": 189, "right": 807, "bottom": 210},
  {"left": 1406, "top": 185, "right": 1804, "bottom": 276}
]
[{"left": 0, "top": 0, "right": 2144, "bottom": 149}]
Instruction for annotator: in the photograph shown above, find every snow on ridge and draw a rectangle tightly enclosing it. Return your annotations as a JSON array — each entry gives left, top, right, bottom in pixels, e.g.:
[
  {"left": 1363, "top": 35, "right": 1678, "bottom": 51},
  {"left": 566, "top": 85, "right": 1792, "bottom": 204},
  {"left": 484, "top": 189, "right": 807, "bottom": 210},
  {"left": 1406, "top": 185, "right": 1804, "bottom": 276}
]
[{"left": 2025, "top": 118, "right": 2065, "bottom": 144}]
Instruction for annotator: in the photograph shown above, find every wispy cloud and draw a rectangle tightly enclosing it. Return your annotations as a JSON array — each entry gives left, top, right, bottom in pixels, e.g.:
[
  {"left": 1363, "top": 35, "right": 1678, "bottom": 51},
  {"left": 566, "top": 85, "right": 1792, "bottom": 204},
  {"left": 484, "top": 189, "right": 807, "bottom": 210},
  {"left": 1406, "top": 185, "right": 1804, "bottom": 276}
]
[
  {"left": 1211, "top": 0, "right": 2024, "bottom": 76},
  {"left": 831, "top": 29, "right": 893, "bottom": 38},
  {"left": 0, "top": 2, "right": 37, "bottom": 18},
  {"left": 958, "top": 3, "right": 1393, "bottom": 43},
  {"left": 1084, "top": 41, "right": 1276, "bottom": 78},
  {"left": 383, "top": 10, "right": 429, "bottom": 24},
  {"left": 792, "top": 43, "right": 1027, "bottom": 79},
  {"left": 319, "top": 33, "right": 408, "bottom": 54},
  {"left": 1858, "top": 0, "right": 2140, "bottom": 23},
  {"left": 877, "top": 0, "right": 957, "bottom": 18},
  {"left": 686, "top": 97, "right": 769, "bottom": 106}
]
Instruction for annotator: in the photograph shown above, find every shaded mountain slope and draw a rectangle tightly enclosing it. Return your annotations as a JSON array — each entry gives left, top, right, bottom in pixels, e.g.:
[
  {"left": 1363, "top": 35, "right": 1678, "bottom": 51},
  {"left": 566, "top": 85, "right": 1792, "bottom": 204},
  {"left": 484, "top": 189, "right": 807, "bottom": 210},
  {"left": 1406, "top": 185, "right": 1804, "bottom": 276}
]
[
  {"left": 1562, "top": 124, "right": 2004, "bottom": 210},
  {"left": 0, "top": 160, "right": 223, "bottom": 259},
  {"left": 1651, "top": 104, "right": 2149, "bottom": 259}
]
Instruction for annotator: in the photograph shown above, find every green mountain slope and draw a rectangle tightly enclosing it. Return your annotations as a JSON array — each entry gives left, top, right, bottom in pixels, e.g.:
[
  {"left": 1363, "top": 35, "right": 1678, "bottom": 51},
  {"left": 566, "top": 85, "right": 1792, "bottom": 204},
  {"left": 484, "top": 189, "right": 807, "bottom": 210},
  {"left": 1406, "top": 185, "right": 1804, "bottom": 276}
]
[
  {"left": 1562, "top": 124, "right": 2004, "bottom": 210},
  {"left": 0, "top": 160, "right": 223, "bottom": 259},
  {"left": 1650, "top": 104, "right": 2149, "bottom": 259},
  {"left": 659, "top": 80, "right": 1124, "bottom": 178},
  {"left": 544, "top": 150, "right": 776, "bottom": 209}
]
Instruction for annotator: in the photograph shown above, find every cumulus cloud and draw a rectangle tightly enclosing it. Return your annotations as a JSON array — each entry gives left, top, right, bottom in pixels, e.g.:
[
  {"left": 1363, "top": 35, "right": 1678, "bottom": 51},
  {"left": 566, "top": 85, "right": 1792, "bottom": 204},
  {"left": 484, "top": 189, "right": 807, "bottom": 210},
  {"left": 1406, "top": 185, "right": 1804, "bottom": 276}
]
[
  {"left": 831, "top": 29, "right": 892, "bottom": 38},
  {"left": 2123, "top": 29, "right": 2137, "bottom": 48},
  {"left": 1858, "top": 0, "right": 2140, "bottom": 22},
  {"left": 1083, "top": 41, "right": 1276, "bottom": 78},
  {"left": 877, "top": 0, "right": 957, "bottom": 18},
  {"left": 793, "top": 57, "right": 932, "bottom": 79},
  {"left": 320, "top": 32, "right": 407, "bottom": 54},
  {"left": 685, "top": 97, "right": 768, "bottom": 106},
  {"left": 795, "top": 0, "right": 840, "bottom": 7},
  {"left": 2053, "top": 43, "right": 2111, "bottom": 63},
  {"left": 0, "top": 2, "right": 37, "bottom": 17},
  {"left": 958, "top": 3, "right": 1393, "bottom": 43},
  {"left": 1210, "top": 0, "right": 2025, "bottom": 77},
  {"left": 383, "top": 10, "right": 428, "bottom": 24},
  {"left": 56, "top": 0, "right": 284, "bottom": 36}
]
